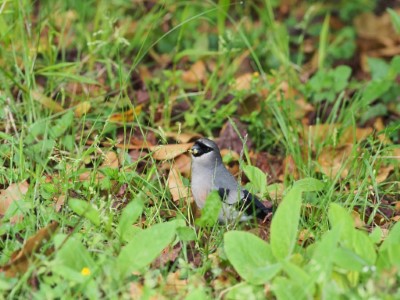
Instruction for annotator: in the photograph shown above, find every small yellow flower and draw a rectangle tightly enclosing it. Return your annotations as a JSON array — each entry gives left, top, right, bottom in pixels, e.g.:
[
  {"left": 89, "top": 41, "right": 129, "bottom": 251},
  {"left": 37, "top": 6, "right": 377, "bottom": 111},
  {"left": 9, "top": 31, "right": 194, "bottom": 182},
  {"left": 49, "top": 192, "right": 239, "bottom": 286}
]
[
  {"left": 81, "top": 267, "right": 91, "bottom": 276},
  {"left": 253, "top": 72, "right": 260, "bottom": 78}
]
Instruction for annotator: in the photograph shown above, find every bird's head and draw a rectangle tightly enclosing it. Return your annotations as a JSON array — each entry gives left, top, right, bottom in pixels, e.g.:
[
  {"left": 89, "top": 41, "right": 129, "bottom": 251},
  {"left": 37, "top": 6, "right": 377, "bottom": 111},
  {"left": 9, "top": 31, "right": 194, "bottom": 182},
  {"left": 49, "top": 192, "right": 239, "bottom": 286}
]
[{"left": 189, "top": 138, "right": 222, "bottom": 166}]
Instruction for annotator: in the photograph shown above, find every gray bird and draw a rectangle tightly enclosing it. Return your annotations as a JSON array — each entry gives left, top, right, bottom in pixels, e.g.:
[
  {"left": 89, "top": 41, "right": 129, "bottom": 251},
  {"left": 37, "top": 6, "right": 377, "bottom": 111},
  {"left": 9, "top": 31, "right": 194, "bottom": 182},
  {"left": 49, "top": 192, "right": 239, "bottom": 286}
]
[{"left": 190, "top": 138, "right": 272, "bottom": 223}]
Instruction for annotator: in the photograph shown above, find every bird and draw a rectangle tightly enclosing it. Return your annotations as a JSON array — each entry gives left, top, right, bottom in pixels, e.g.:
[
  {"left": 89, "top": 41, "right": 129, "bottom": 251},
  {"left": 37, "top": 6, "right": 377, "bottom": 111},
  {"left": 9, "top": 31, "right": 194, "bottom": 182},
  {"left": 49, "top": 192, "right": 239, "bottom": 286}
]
[{"left": 189, "top": 137, "right": 272, "bottom": 223}]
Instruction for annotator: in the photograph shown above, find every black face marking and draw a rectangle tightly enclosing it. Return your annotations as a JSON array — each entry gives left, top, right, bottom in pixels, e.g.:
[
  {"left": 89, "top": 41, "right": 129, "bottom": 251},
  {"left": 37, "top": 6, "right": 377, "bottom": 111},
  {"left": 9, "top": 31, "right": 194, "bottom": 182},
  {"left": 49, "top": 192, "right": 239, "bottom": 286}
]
[{"left": 191, "top": 141, "right": 214, "bottom": 157}]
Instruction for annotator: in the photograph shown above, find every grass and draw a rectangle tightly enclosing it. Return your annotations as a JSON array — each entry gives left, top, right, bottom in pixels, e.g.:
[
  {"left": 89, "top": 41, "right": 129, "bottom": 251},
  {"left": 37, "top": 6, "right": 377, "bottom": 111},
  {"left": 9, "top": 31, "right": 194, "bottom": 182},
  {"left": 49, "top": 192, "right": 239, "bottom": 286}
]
[{"left": 0, "top": 0, "right": 399, "bottom": 298}]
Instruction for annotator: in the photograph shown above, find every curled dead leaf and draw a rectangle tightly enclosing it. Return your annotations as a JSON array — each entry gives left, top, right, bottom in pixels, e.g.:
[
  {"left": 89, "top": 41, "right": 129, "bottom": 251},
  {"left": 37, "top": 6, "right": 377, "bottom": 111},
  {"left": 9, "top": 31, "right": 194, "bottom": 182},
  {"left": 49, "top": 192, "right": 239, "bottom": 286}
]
[
  {"left": 0, "top": 181, "right": 29, "bottom": 224},
  {"left": 3, "top": 221, "right": 59, "bottom": 277},
  {"left": 108, "top": 105, "right": 142, "bottom": 123},
  {"left": 282, "top": 155, "right": 299, "bottom": 180},
  {"left": 181, "top": 61, "right": 207, "bottom": 85},
  {"left": 171, "top": 154, "right": 192, "bottom": 178},
  {"left": 74, "top": 101, "right": 91, "bottom": 117},
  {"left": 54, "top": 195, "right": 65, "bottom": 212},
  {"left": 233, "top": 72, "right": 254, "bottom": 91},
  {"left": 317, "top": 145, "right": 353, "bottom": 178},
  {"left": 31, "top": 91, "right": 64, "bottom": 113},
  {"left": 351, "top": 210, "right": 365, "bottom": 229},
  {"left": 101, "top": 151, "right": 119, "bottom": 169},
  {"left": 165, "top": 132, "right": 201, "bottom": 144},
  {"left": 130, "top": 282, "right": 144, "bottom": 300},
  {"left": 376, "top": 165, "right": 394, "bottom": 183},
  {"left": 151, "top": 143, "right": 193, "bottom": 160},
  {"left": 168, "top": 168, "right": 190, "bottom": 202}
]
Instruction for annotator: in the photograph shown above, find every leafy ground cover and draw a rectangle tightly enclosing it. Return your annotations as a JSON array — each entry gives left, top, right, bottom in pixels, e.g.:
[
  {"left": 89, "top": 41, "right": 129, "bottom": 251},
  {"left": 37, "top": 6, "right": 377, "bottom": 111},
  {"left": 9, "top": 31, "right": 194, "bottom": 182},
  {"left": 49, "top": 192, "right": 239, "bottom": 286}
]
[{"left": 0, "top": 0, "right": 399, "bottom": 298}]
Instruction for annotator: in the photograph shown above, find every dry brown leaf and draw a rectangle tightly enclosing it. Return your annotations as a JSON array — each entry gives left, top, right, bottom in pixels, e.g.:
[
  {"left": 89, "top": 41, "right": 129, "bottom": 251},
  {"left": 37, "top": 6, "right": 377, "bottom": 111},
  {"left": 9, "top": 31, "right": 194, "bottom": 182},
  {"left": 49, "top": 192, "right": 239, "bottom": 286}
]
[
  {"left": 165, "top": 132, "right": 201, "bottom": 144},
  {"left": 152, "top": 244, "right": 182, "bottom": 269},
  {"left": 151, "top": 143, "right": 193, "bottom": 160},
  {"left": 79, "top": 171, "right": 105, "bottom": 181},
  {"left": 233, "top": 72, "right": 253, "bottom": 90},
  {"left": 298, "top": 229, "right": 315, "bottom": 243},
  {"left": 351, "top": 210, "right": 365, "bottom": 229},
  {"left": 395, "top": 202, "right": 400, "bottom": 213},
  {"left": 376, "top": 165, "right": 394, "bottom": 183},
  {"left": 54, "top": 195, "right": 65, "bottom": 212},
  {"left": 168, "top": 168, "right": 190, "bottom": 202},
  {"left": 172, "top": 154, "right": 192, "bottom": 177},
  {"left": 79, "top": 152, "right": 119, "bottom": 181},
  {"left": 317, "top": 145, "right": 353, "bottom": 178},
  {"left": 304, "top": 124, "right": 377, "bottom": 147},
  {"left": 3, "top": 221, "right": 59, "bottom": 277},
  {"left": 164, "top": 271, "right": 188, "bottom": 295},
  {"left": 220, "top": 149, "right": 240, "bottom": 161},
  {"left": 0, "top": 181, "right": 29, "bottom": 224},
  {"left": 266, "top": 183, "right": 285, "bottom": 204},
  {"left": 101, "top": 151, "right": 119, "bottom": 169},
  {"left": 341, "top": 126, "right": 373, "bottom": 144},
  {"left": 108, "top": 105, "right": 142, "bottom": 123},
  {"left": 138, "top": 65, "right": 152, "bottom": 83},
  {"left": 217, "top": 119, "right": 253, "bottom": 153},
  {"left": 130, "top": 281, "right": 144, "bottom": 300},
  {"left": 296, "top": 98, "right": 314, "bottom": 120},
  {"left": 304, "top": 124, "right": 337, "bottom": 144},
  {"left": 181, "top": 61, "right": 207, "bottom": 84},
  {"left": 31, "top": 91, "right": 64, "bottom": 113},
  {"left": 391, "top": 215, "right": 400, "bottom": 222},
  {"left": 354, "top": 11, "right": 400, "bottom": 45},
  {"left": 74, "top": 101, "right": 91, "bottom": 117},
  {"left": 282, "top": 155, "right": 299, "bottom": 180}
]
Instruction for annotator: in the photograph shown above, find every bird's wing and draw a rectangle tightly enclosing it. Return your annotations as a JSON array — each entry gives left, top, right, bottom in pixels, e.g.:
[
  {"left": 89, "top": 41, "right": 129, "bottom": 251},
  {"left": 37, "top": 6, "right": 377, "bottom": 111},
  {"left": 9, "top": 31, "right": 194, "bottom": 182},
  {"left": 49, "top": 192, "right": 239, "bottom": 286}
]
[
  {"left": 236, "top": 190, "right": 272, "bottom": 219},
  {"left": 217, "top": 187, "right": 230, "bottom": 202},
  {"left": 213, "top": 167, "right": 239, "bottom": 204}
]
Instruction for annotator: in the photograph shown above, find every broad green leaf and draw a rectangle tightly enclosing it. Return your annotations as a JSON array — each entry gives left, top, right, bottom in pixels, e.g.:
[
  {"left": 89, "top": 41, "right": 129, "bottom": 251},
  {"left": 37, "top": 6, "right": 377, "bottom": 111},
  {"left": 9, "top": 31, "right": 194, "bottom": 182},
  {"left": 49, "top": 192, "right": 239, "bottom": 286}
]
[
  {"left": 54, "top": 234, "right": 95, "bottom": 273},
  {"left": 362, "top": 80, "right": 392, "bottom": 104},
  {"left": 367, "top": 57, "right": 389, "bottom": 80},
  {"left": 176, "top": 226, "right": 197, "bottom": 242},
  {"left": 270, "top": 185, "right": 301, "bottom": 260},
  {"left": 352, "top": 230, "right": 376, "bottom": 265},
  {"left": 116, "top": 221, "right": 178, "bottom": 277},
  {"left": 387, "top": 244, "right": 400, "bottom": 267},
  {"left": 243, "top": 165, "right": 267, "bottom": 195},
  {"left": 387, "top": 8, "right": 400, "bottom": 33},
  {"left": 50, "top": 110, "right": 74, "bottom": 139},
  {"left": 0, "top": 278, "right": 14, "bottom": 291},
  {"left": 271, "top": 178, "right": 324, "bottom": 260},
  {"left": 225, "top": 283, "right": 265, "bottom": 300},
  {"left": 282, "top": 261, "right": 315, "bottom": 296},
  {"left": 332, "top": 65, "right": 351, "bottom": 92},
  {"left": 318, "top": 14, "right": 330, "bottom": 69},
  {"left": 116, "top": 197, "right": 144, "bottom": 242},
  {"left": 377, "top": 222, "right": 400, "bottom": 271},
  {"left": 293, "top": 177, "right": 324, "bottom": 192},
  {"left": 185, "top": 287, "right": 209, "bottom": 300},
  {"left": 272, "top": 276, "right": 308, "bottom": 300},
  {"left": 380, "top": 221, "right": 400, "bottom": 251},
  {"left": 333, "top": 248, "right": 366, "bottom": 272},
  {"left": 328, "top": 203, "right": 354, "bottom": 241},
  {"left": 224, "top": 231, "right": 280, "bottom": 284},
  {"left": 68, "top": 198, "right": 101, "bottom": 226},
  {"left": 195, "top": 190, "right": 222, "bottom": 227},
  {"left": 308, "top": 228, "right": 341, "bottom": 283},
  {"left": 369, "top": 226, "right": 383, "bottom": 244}
]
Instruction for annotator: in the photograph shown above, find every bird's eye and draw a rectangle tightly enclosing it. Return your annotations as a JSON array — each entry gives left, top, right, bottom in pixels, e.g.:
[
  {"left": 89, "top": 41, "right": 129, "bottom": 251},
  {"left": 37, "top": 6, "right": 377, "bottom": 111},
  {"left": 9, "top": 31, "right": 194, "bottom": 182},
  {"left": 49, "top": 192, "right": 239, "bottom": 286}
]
[{"left": 190, "top": 142, "right": 213, "bottom": 157}]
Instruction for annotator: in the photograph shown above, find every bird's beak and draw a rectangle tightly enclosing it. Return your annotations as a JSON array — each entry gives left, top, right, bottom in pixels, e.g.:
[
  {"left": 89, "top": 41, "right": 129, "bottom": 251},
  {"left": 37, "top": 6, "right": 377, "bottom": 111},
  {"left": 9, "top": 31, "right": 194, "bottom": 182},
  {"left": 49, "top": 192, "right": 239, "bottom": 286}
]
[{"left": 188, "top": 144, "right": 200, "bottom": 156}]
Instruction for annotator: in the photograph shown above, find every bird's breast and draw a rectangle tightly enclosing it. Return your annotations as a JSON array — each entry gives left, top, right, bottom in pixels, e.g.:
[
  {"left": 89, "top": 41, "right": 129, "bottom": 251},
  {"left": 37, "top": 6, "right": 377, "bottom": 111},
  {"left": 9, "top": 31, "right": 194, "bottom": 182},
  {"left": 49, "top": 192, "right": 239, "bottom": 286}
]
[{"left": 191, "top": 165, "right": 214, "bottom": 209}]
